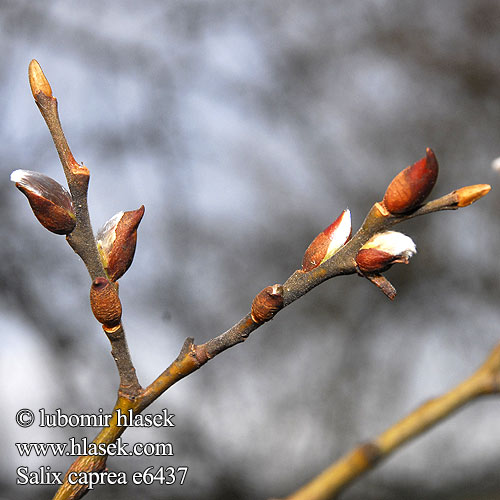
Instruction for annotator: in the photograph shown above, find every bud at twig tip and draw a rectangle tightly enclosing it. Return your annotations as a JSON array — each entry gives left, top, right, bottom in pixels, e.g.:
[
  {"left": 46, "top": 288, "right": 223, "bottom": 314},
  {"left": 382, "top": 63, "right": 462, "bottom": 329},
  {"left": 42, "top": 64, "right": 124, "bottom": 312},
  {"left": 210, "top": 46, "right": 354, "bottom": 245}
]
[
  {"left": 455, "top": 184, "right": 491, "bottom": 207},
  {"left": 28, "top": 59, "right": 53, "bottom": 98}
]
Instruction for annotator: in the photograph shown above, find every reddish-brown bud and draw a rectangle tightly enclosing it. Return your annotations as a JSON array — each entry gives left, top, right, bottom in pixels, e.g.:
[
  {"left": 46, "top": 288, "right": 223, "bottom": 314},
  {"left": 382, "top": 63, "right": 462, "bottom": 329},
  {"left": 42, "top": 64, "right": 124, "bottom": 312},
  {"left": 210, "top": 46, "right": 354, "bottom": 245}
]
[
  {"left": 251, "top": 284, "right": 284, "bottom": 324},
  {"left": 28, "top": 59, "right": 53, "bottom": 98},
  {"left": 383, "top": 148, "right": 438, "bottom": 214},
  {"left": 356, "top": 231, "right": 416, "bottom": 273},
  {"left": 302, "top": 209, "right": 351, "bottom": 272},
  {"left": 11, "top": 169, "right": 76, "bottom": 235},
  {"left": 90, "top": 277, "right": 122, "bottom": 327},
  {"left": 96, "top": 206, "right": 145, "bottom": 281},
  {"left": 356, "top": 249, "right": 398, "bottom": 272}
]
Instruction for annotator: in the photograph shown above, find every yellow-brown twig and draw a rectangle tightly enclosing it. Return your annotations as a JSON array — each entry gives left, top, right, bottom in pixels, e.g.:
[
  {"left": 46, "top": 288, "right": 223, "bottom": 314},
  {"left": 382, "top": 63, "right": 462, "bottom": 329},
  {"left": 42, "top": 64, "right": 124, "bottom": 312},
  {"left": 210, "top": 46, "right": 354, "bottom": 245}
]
[{"left": 282, "top": 343, "right": 500, "bottom": 500}]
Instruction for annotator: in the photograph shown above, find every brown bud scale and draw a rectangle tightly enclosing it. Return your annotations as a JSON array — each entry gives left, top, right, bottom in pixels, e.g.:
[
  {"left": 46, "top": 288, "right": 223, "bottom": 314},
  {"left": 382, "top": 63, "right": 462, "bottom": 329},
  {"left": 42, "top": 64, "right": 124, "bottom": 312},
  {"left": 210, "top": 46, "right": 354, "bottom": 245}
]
[
  {"left": 383, "top": 148, "right": 438, "bottom": 214},
  {"left": 356, "top": 248, "right": 401, "bottom": 273},
  {"left": 302, "top": 233, "right": 330, "bottom": 272},
  {"left": 90, "top": 277, "right": 122, "bottom": 327},
  {"left": 12, "top": 170, "right": 76, "bottom": 235},
  {"left": 301, "top": 209, "right": 351, "bottom": 272},
  {"left": 21, "top": 189, "right": 76, "bottom": 235},
  {"left": 107, "top": 206, "right": 145, "bottom": 281},
  {"left": 251, "top": 284, "right": 284, "bottom": 324}
]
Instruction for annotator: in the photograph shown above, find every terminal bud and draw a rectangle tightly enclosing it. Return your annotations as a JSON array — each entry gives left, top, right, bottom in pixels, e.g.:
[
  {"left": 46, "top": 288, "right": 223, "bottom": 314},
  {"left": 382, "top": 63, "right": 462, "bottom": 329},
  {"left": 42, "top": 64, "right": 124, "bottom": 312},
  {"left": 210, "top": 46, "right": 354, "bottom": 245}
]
[
  {"left": 454, "top": 184, "right": 491, "bottom": 207},
  {"left": 28, "top": 59, "right": 53, "bottom": 98}
]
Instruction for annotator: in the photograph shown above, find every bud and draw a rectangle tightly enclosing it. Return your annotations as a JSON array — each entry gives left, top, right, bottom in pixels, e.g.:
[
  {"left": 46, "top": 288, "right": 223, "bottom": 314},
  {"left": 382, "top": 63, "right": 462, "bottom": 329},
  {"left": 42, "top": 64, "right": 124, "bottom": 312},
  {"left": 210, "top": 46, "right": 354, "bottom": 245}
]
[
  {"left": 251, "top": 284, "right": 284, "bottom": 324},
  {"left": 356, "top": 231, "right": 416, "bottom": 273},
  {"left": 96, "top": 206, "right": 145, "bottom": 281},
  {"left": 90, "top": 277, "right": 122, "bottom": 328},
  {"left": 383, "top": 148, "right": 438, "bottom": 214},
  {"left": 301, "top": 209, "right": 351, "bottom": 272},
  {"left": 28, "top": 59, "right": 53, "bottom": 98},
  {"left": 454, "top": 184, "right": 491, "bottom": 207},
  {"left": 11, "top": 169, "right": 76, "bottom": 235}
]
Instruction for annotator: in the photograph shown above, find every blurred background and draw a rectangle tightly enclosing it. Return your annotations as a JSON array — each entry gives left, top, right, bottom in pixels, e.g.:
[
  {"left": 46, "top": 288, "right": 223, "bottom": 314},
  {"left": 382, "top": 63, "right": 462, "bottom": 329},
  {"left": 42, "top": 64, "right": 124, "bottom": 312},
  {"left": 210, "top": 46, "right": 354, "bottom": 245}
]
[{"left": 1, "top": 1, "right": 499, "bottom": 499}]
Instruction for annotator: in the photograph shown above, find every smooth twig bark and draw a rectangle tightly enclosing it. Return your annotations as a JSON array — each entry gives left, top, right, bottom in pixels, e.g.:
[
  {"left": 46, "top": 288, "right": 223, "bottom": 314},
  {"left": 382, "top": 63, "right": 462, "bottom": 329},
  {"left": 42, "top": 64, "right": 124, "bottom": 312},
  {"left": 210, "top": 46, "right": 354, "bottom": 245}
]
[
  {"left": 103, "top": 325, "right": 142, "bottom": 398},
  {"left": 36, "top": 91, "right": 101, "bottom": 278},
  {"left": 32, "top": 90, "right": 103, "bottom": 281},
  {"left": 138, "top": 186, "right": 492, "bottom": 405}
]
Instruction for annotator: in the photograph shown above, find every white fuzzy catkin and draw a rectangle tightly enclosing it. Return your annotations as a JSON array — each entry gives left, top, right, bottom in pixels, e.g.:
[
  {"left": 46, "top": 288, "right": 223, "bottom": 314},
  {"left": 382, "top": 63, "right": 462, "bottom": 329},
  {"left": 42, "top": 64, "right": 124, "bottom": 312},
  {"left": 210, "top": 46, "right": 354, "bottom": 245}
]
[{"left": 362, "top": 231, "right": 416, "bottom": 257}]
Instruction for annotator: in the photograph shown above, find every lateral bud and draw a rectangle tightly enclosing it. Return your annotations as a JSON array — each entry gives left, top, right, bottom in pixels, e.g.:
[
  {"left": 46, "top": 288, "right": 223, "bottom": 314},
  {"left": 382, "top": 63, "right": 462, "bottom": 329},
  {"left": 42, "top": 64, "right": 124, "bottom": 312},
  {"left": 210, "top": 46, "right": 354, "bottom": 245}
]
[
  {"left": 10, "top": 169, "right": 76, "bottom": 235},
  {"left": 251, "top": 284, "right": 284, "bottom": 324},
  {"left": 90, "top": 277, "right": 122, "bottom": 328},
  {"left": 301, "top": 208, "right": 351, "bottom": 272},
  {"left": 356, "top": 231, "right": 416, "bottom": 273},
  {"left": 28, "top": 59, "right": 53, "bottom": 98},
  {"left": 383, "top": 148, "right": 438, "bottom": 214},
  {"left": 96, "top": 206, "right": 145, "bottom": 281}
]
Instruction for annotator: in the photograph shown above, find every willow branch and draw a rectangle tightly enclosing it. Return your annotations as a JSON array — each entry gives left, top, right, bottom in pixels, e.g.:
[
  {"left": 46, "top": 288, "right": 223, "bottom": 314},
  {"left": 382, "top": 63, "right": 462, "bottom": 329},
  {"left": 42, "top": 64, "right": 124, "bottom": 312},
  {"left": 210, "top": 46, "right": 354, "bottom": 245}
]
[
  {"left": 103, "top": 325, "right": 142, "bottom": 398},
  {"left": 30, "top": 59, "right": 492, "bottom": 500},
  {"left": 50, "top": 176, "right": 490, "bottom": 500},
  {"left": 29, "top": 60, "right": 141, "bottom": 398},
  {"left": 34, "top": 88, "right": 100, "bottom": 279},
  {"left": 52, "top": 396, "right": 136, "bottom": 500},
  {"left": 280, "top": 342, "right": 500, "bottom": 500},
  {"left": 140, "top": 183, "right": 492, "bottom": 408},
  {"left": 141, "top": 317, "right": 257, "bottom": 408},
  {"left": 29, "top": 60, "right": 103, "bottom": 280}
]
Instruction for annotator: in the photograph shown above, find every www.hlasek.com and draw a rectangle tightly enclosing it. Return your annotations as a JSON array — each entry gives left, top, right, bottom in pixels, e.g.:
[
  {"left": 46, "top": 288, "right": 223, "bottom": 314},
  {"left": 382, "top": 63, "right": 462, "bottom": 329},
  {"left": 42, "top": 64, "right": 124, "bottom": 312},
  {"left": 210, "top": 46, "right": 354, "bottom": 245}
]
[
  {"left": 16, "top": 437, "right": 174, "bottom": 457},
  {"left": 15, "top": 408, "right": 188, "bottom": 489}
]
